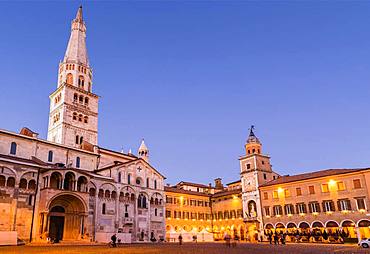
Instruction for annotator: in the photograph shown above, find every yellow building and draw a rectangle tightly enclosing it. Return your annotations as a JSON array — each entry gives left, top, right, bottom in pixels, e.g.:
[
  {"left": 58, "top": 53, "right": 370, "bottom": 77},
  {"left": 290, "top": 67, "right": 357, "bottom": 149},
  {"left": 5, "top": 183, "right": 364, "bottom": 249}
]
[
  {"left": 259, "top": 168, "right": 370, "bottom": 242},
  {"left": 165, "top": 126, "right": 370, "bottom": 243}
]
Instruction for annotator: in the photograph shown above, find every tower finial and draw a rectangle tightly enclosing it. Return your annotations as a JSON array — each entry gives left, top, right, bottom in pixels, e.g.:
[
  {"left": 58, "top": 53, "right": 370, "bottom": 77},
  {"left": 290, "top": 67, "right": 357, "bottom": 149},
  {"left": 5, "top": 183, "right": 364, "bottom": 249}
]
[
  {"left": 249, "top": 125, "right": 255, "bottom": 137},
  {"left": 75, "top": 5, "right": 83, "bottom": 22}
]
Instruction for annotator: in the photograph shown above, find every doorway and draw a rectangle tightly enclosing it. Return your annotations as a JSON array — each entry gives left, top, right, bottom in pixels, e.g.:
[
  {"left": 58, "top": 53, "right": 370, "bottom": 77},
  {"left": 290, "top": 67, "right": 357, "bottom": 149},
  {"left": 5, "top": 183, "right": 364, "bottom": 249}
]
[{"left": 49, "top": 215, "right": 65, "bottom": 242}]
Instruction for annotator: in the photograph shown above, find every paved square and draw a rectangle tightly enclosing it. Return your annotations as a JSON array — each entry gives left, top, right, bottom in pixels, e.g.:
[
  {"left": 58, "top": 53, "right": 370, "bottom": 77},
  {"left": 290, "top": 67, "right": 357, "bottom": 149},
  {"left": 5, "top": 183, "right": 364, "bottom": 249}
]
[{"left": 0, "top": 243, "right": 367, "bottom": 254}]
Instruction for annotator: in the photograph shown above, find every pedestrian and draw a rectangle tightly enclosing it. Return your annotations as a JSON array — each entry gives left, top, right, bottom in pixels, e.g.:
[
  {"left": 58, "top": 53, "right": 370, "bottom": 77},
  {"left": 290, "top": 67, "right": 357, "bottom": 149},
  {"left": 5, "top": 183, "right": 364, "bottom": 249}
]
[
  {"left": 178, "top": 234, "right": 183, "bottom": 245},
  {"left": 111, "top": 234, "right": 117, "bottom": 248},
  {"left": 273, "top": 233, "right": 279, "bottom": 245},
  {"left": 268, "top": 234, "right": 272, "bottom": 244}
]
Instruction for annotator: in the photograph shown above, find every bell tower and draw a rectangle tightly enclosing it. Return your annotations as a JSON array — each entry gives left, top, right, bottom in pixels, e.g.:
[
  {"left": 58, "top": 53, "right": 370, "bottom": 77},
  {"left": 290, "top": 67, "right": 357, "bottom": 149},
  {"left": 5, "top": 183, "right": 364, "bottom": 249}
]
[
  {"left": 47, "top": 6, "right": 99, "bottom": 148},
  {"left": 239, "top": 126, "right": 279, "bottom": 231}
]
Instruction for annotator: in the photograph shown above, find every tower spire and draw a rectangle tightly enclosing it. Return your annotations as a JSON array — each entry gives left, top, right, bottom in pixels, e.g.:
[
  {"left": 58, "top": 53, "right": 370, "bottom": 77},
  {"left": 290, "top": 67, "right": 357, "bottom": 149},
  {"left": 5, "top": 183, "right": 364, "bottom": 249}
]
[
  {"left": 245, "top": 125, "right": 262, "bottom": 155},
  {"left": 63, "top": 6, "right": 89, "bottom": 67},
  {"left": 138, "top": 139, "right": 149, "bottom": 162}
]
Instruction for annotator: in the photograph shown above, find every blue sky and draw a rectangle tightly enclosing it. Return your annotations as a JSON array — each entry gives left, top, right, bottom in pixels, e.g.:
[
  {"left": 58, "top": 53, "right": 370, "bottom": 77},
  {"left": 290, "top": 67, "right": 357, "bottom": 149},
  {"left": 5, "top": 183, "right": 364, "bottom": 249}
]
[{"left": 1, "top": 1, "right": 370, "bottom": 185}]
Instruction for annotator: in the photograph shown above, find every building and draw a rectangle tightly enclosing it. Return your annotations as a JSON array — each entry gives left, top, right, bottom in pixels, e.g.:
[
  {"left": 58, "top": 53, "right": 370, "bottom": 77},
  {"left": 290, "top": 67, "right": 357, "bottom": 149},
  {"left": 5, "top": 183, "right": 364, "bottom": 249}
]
[
  {"left": 0, "top": 7, "right": 165, "bottom": 244},
  {"left": 164, "top": 127, "right": 370, "bottom": 243},
  {"left": 164, "top": 127, "right": 280, "bottom": 242},
  {"left": 259, "top": 168, "right": 370, "bottom": 242}
]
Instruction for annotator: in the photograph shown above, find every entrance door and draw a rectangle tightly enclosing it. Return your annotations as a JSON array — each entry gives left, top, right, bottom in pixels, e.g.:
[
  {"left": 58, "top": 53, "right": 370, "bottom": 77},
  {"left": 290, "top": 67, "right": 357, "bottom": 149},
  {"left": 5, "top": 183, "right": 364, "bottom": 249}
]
[{"left": 49, "top": 216, "right": 65, "bottom": 242}]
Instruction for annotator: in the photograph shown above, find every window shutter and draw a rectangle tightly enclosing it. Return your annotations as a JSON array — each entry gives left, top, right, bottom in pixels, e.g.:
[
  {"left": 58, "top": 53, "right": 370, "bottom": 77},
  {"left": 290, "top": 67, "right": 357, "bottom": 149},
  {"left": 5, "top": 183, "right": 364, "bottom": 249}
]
[
  {"left": 295, "top": 204, "right": 299, "bottom": 214},
  {"left": 303, "top": 204, "right": 307, "bottom": 213},
  {"left": 308, "top": 203, "right": 312, "bottom": 213},
  {"left": 330, "top": 201, "right": 336, "bottom": 212},
  {"left": 291, "top": 205, "right": 295, "bottom": 214},
  {"left": 322, "top": 201, "right": 326, "bottom": 212},
  {"left": 347, "top": 200, "right": 352, "bottom": 210},
  {"left": 337, "top": 200, "right": 342, "bottom": 211}
]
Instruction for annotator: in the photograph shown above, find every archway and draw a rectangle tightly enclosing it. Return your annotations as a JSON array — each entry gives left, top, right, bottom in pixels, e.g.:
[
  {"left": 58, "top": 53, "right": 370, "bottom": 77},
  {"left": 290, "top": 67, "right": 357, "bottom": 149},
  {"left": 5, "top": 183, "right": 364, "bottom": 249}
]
[
  {"left": 341, "top": 220, "right": 356, "bottom": 238},
  {"left": 44, "top": 194, "right": 87, "bottom": 241},
  {"left": 358, "top": 220, "right": 370, "bottom": 239}
]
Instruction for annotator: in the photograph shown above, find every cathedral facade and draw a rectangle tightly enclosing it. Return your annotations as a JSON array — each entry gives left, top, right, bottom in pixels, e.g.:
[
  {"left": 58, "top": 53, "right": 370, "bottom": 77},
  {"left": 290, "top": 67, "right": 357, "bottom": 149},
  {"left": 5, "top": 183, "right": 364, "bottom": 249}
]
[{"left": 0, "top": 7, "right": 165, "bottom": 244}]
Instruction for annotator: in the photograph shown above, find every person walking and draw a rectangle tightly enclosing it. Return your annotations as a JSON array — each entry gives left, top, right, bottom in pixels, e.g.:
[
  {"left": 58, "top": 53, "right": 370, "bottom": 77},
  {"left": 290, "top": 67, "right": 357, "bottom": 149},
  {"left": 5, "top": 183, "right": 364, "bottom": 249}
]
[
  {"left": 110, "top": 234, "right": 117, "bottom": 248},
  {"left": 178, "top": 234, "right": 183, "bottom": 245},
  {"left": 273, "top": 233, "right": 279, "bottom": 245},
  {"left": 268, "top": 234, "right": 272, "bottom": 244}
]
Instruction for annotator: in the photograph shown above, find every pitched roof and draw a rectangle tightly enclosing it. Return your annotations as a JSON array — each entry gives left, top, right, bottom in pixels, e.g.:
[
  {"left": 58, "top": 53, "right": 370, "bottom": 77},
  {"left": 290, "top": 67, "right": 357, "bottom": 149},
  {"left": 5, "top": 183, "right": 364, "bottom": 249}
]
[
  {"left": 212, "top": 188, "right": 242, "bottom": 198},
  {"left": 164, "top": 186, "right": 211, "bottom": 197},
  {"left": 176, "top": 181, "right": 212, "bottom": 189},
  {"left": 260, "top": 168, "right": 370, "bottom": 187}
]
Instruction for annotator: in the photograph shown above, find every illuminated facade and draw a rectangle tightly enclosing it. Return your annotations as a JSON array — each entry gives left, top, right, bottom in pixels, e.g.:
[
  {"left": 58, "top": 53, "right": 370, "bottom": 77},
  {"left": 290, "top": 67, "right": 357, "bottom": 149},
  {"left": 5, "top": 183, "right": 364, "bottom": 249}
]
[{"left": 259, "top": 168, "right": 370, "bottom": 242}]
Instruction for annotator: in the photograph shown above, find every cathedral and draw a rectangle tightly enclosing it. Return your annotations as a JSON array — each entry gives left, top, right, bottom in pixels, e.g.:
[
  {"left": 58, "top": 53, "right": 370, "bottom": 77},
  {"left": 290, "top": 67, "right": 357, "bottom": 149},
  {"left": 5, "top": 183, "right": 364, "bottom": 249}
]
[{"left": 0, "top": 7, "right": 165, "bottom": 244}]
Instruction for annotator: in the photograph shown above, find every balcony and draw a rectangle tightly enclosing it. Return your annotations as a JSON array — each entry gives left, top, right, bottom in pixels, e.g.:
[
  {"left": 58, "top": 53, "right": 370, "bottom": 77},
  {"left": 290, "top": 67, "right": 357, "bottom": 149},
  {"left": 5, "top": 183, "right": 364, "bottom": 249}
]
[
  {"left": 151, "top": 216, "right": 164, "bottom": 223},
  {"left": 122, "top": 217, "right": 134, "bottom": 225}
]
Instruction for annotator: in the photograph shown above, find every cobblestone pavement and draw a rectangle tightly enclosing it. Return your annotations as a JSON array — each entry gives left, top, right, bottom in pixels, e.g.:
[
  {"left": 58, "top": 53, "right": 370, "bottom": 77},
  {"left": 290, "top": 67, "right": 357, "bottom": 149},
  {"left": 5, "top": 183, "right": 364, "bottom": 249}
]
[{"left": 0, "top": 242, "right": 368, "bottom": 254}]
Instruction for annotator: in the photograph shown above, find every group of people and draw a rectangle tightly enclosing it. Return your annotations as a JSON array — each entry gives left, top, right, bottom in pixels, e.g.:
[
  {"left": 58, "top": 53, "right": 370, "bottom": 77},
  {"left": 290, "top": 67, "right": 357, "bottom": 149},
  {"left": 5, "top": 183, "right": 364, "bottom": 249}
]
[{"left": 267, "top": 232, "right": 287, "bottom": 245}]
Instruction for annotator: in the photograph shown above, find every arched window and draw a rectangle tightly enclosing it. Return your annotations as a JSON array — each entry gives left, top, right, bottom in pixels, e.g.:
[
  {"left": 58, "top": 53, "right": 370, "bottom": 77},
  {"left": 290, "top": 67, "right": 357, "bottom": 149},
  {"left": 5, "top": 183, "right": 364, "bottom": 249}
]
[
  {"left": 73, "top": 93, "right": 78, "bottom": 102},
  {"left": 146, "top": 178, "right": 149, "bottom": 188},
  {"left": 79, "top": 95, "right": 83, "bottom": 103},
  {"left": 105, "top": 190, "right": 110, "bottom": 198},
  {"left": 102, "top": 203, "right": 106, "bottom": 214},
  {"left": 0, "top": 175, "right": 5, "bottom": 186},
  {"left": 75, "top": 135, "right": 79, "bottom": 144},
  {"left": 48, "top": 151, "right": 53, "bottom": 162},
  {"left": 19, "top": 178, "right": 27, "bottom": 189},
  {"left": 118, "top": 172, "right": 121, "bottom": 183},
  {"left": 28, "top": 179, "right": 36, "bottom": 190},
  {"left": 76, "top": 157, "right": 80, "bottom": 168},
  {"left": 138, "top": 194, "right": 147, "bottom": 209},
  {"left": 73, "top": 112, "right": 77, "bottom": 120},
  {"left": 155, "top": 208, "right": 158, "bottom": 216},
  {"left": 6, "top": 177, "right": 15, "bottom": 188},
  {"left": 84, "top": 116, "right": 88, "bottom": 123},
  {"left": 66, "top": 73, "right": 73, "bottom": 85},
  {"left": 10, "top": 142, "right": 17, "bottom": 155},
  {"left": 78, "top": 114, "right": 83, "bottom": 122},
  {"left": 154, "top": 180, "right": 157, "bottom": 189},
  {"left": 80, "top": 136, "right": 83, "bottom": 144},
  {"left": 127, "top": 174, "right": 131, "bottom": 185},
  {"left": 78, "top": 76, "right": 85, "bottom": 88},
  {"left": 84, "top": 97, "right": 89, "bottom": 105}
]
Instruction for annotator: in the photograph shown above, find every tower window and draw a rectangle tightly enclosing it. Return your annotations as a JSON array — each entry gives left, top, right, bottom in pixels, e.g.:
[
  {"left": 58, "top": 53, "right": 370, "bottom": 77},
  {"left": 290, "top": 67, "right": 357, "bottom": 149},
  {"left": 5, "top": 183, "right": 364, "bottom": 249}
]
[
  {"left": 78, "top": 76, "right": 85, "bottom": 88},
  {"left": 76, "top": 157, "right": 80, "bottom": 168},
  {"left": 80, "top": 136, "right": 83, "bottom": 144},
  {"left": 263, "top": 173, "right": 267, "bottom": 180},
  {"left": 10, "top": 142, "right": 17, "bottom": 155},
  {"left": 84, "top": 116, "right": 88, "bottom": 123},
  {"left": 252, "top": 149, "right": 255, "bottom": 153},
  {"left": 79, "top": 95, "right": 83, "bottom": 103},
  {"left": 73, "top": 93, "right": 78, "bottom": 102},
  {"left": 48, "top": 151, "right": 53, "bottom": 162},
  {"left": 75, "top": 135, "right": 79, "bottom": 144},
  {"left": 84, "top": 97, "right": 89, "bottom": 105},
  {"left": 73, "top": 112, "right": 77, "bottom": 120},
  {"left": 66, "top": 73, "right": 73, "bottom": 85},
  {"left": 246, "top": 164, "right": 251, "bottom": 169},
  {"left": 78, "top": 114, "right": 83, "bottom": 122}
]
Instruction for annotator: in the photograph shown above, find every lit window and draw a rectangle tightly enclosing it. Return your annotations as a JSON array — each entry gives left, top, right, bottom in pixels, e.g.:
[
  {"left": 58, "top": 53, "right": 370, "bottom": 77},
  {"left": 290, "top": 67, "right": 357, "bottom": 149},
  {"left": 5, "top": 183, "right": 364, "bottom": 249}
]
[
  {"left": 321, "top": 184, "right": 329, "bottom": 193},
  {"left": 273, "top": 191, "right": 278, "bottom": 199},
  {"left": 337, "top": 181, "right": 345, "bottom": 191},
  {"left": 284, "top": 189, "right": 291, "bottom": 198},
  {"left": 284, "top": 204, "right": 294, "bottom": 215},
  {"left": 273, "top": 205, "right": 282, "bottom": 216}
]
